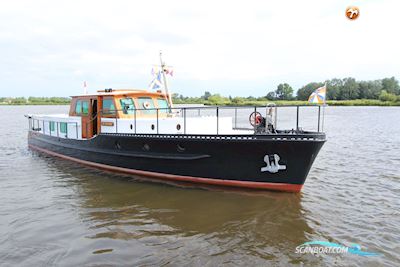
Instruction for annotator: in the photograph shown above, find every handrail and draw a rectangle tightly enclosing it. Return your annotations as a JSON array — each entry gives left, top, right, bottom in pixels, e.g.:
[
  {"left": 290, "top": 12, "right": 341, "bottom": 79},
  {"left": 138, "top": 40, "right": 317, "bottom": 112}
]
[
  {"left": 27, "top": 118, "right": 80, "bottom": 139},
  {"left": 93, "top": 104, "right": 323, "bottom": 135},
  {"left": 27, "top": 104, "right": 325, "bottom": 139}
]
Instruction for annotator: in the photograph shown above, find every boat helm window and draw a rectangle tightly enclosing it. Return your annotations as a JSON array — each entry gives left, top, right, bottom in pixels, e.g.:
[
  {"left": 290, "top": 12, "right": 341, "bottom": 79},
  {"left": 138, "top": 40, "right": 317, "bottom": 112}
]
[
  {"left": 120, "top": 98, "right": 135, "bottom": 114},
  {"left": 82, "top": 101, "right": 89, "bottom": 115},
  {"left": 137, "top": 97, "right": 156, "bottom": 115},
  {"left": 75, "top": 99, "right": 89, "bottom": 115},
  {"left": 75, "top": 100, "right": 82, "bottom": 114},
  {"left": 102, "top": 98, "right": 116, "bottom": 115},
  {"left": 157, "top": 98, "right": 169, "bottom": 113}
]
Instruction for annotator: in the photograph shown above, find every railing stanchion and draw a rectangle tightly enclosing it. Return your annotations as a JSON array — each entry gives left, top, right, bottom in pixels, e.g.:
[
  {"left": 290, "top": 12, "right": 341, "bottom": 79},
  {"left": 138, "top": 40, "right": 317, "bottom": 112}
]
[
  {"left": 317, "top": 105, "right": 321, "bottom": 132},
  {"left": 183, "top": 108, "right": 186, "bottom": 134},
  {"left": 216, "top": 107, "right": 219, "bottom": 135},
  {"left": 76, "top": 122, "right": 78, "bottom": 139},
  {"left": 234, "top": 108, "right": 237, "bottom": 129},
  {"left": 115, "top": 117, "right": 118, "bottom": 134},
  {"left": 156, "top": 108, "right": 159, "bottom": 134},
  {"left": 254, "top": 106, "right": 257, "bottom": 134},
  {"left": 42, "top": 120, "right": 45, "bottom": 134},
  {"left": 296, "top": 106, "right": 299, "bottom": 131},
  {"left": 134, "top": 108, "right": 137, "bottom": 134},
  {"left": 57, "top": 122, "right": 59, "bottom": 137}
]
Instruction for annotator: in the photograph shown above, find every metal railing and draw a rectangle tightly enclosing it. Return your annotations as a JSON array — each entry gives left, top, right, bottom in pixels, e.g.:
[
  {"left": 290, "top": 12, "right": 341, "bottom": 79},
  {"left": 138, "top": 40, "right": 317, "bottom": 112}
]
[
  {"left": 27, "top": 116, "right": 80, "bottom": 139},
  {"left": 82, "top": 104, "right": 324, "bottom": 137},
  {"left": 27, "top": 105, "right": 325, "bottom": 139}
]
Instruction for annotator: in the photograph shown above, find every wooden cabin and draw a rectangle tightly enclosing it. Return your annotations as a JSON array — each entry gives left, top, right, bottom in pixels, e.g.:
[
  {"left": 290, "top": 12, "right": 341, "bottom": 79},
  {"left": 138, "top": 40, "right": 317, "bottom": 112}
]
[{"left": 68, "top": 89, "right": 171, "bottom": 138}]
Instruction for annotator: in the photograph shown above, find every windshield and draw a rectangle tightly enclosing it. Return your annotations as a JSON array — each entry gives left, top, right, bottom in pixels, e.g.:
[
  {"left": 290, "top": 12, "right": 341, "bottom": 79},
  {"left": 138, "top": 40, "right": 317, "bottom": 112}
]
[
  {"left": 137, "top": 97, "right": 156, "bottom": 115},
  {"left": 120, "top": 98, "right": 135, "bottom": 114},
  {"left": 157, "top": 98, "right": 170, "bottom": 113}
]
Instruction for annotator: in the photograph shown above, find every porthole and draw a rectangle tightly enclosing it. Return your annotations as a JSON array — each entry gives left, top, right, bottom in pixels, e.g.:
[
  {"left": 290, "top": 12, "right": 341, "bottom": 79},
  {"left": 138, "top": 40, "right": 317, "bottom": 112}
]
[
  {"left": 142, "top": 143, "right": 150, "bottom": 151},
  {"left": 177, "top": 144, "right": 185, "bottom": 152},
  {"left": 176, "top": 124, "right": 181, "bottom": 130}
]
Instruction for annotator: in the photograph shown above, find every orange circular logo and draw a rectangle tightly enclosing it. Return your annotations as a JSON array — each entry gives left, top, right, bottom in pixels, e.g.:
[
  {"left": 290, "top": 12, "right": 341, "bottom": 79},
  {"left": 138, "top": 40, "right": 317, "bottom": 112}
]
[{"left": 346, "top": 6, "right": 360, "bottom": 20}]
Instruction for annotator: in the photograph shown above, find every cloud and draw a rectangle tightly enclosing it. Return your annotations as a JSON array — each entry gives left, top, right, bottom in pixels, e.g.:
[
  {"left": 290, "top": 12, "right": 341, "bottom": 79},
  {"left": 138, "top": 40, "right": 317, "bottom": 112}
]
[{"left": 0, "top": 0, "right": 399, "bottom": 97}]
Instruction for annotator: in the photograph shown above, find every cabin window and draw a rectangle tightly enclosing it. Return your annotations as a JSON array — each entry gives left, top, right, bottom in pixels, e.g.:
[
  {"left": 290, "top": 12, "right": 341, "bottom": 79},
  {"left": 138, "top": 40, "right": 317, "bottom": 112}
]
[
  {"left": 120, "top": 98, "right": 135, "bottom": 114},
  {"left": 102, "top": 98, "right": 116, "bottom": 115},
  {"left": 75, "top": 100, "right": 89, "bottom": 115},
  {"left": 50, "top": 121, "right": 55, "bottom": 131},
  {"left": 157, "top": 98, "right": 169, "bottom": 113},
  {"left": 60, "top": 122, "right": 67, "bottom": 134},
  {"left": 75, "top": 100, "right": 82, "bottom": 114},
  {"left": 82, "top": 101, "right": 89, "bottom": 115},
  {"left": 137, "top": 97, "right": 156, "bottom": 115}
]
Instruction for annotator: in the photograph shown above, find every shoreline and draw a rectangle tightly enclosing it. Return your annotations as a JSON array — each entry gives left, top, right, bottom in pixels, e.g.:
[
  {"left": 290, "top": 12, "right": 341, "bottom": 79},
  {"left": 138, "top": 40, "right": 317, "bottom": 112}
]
[{"left": 1, "top": 99, "right": 399, "bottom": 106}]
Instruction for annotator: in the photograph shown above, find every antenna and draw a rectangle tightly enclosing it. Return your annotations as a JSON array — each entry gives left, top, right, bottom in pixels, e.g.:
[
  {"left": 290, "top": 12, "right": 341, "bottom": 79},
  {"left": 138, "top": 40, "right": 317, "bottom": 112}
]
[
  {"left": 159, "top": 51, "right": 173, "bottom": 108},
  {"left": 83, "top": 81, "right": 87, "bottom": 95}
]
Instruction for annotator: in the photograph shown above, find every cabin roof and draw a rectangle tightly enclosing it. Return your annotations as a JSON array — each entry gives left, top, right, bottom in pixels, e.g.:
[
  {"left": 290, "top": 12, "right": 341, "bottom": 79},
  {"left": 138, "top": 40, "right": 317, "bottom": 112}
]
[{"left": 70, "top": 89, "right": 166, "bottom": 98}]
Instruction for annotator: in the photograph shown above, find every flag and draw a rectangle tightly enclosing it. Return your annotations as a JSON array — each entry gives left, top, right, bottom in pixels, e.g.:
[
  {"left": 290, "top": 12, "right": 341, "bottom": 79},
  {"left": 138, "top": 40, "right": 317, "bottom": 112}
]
[
  {"left": 149, "top": 70, "right": 163, "bottom": 90},
  {"left": 151, "top": 66, "right": 160, "bottom": 76},
  {"left": 163, "top": 66, "right": 174, "bottom": 76},
  {"left": 308, "top": 84, "right": 327, "bottom": 104}
]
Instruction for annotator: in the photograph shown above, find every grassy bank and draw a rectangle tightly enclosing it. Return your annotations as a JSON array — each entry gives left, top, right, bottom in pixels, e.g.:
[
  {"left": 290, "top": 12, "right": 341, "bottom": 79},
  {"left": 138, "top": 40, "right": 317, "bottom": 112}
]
[
  {"left": 176, "top": 99, "right": 400, "bottom": 106},
  {"left": 255, "top": 99, "right": 399, "bottom": 106}
]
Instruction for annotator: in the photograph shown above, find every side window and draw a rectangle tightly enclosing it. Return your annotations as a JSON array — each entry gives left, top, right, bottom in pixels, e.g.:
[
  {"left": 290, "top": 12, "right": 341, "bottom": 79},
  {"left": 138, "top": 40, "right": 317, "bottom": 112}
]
[
  {"left": 103, "top": 98, "right": 116, "bottom": 116},
  {"left": 82, "top": 101, "right": 89, "bottom": 115},
  {"left": 119, "top": 98, "right": 135, "bottom": 114},
  {"left": 157, "top": 98, "right": 169, "bottom": 113},
  {"left": 75, "top": 100, "right": 82, "bottom": 115},
  {"left": 60, "top": 122, "right": 67, "bottom": 134},
  {"left": 137, "top": 97, "right": 156, "bottom": 115},
  {"left": 50, "top": 121, "right": 55, "bottom": 131}
]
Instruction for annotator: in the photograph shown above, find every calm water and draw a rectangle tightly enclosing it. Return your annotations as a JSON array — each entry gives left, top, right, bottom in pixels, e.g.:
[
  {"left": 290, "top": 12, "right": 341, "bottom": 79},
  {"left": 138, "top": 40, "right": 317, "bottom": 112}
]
[{"left": 0, "top": 106, "right": 399, "bottom": 266}]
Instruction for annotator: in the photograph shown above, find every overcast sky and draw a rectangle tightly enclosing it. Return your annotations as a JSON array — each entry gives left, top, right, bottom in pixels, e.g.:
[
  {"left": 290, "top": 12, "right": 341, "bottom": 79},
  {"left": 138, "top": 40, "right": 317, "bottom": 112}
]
[{"left": 0, "top": 0, "right": 399, "bottom": 97}]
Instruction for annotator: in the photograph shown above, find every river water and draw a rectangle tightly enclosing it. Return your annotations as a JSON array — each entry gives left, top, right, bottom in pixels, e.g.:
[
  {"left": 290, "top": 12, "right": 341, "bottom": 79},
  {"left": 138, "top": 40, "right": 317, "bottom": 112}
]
[{"left": 0, "top": 106, "right": 399, "bottom": 266}]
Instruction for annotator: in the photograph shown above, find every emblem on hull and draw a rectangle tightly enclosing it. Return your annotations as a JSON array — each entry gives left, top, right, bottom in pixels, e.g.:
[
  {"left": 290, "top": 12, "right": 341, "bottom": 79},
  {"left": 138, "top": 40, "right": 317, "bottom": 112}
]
[{"left": 261, "top": 154, "right": 286, "bottom": 173}]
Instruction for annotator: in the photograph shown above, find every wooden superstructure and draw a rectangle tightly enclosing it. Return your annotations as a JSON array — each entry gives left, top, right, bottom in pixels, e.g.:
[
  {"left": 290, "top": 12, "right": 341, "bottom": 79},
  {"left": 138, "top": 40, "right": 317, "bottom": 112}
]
[{"left": 68, "top": 89, "right": 171, "bottom": 138}]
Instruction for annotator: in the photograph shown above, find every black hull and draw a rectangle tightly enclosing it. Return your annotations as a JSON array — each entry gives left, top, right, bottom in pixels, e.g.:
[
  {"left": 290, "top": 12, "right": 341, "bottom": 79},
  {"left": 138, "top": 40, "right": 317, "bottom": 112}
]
[{"left": 28, "top": 131, "right": 325, "bottom": 192}]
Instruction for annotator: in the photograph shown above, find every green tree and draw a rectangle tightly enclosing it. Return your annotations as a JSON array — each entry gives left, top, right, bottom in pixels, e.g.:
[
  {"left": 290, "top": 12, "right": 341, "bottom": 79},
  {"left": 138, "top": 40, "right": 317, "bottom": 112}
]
[
  {"left": 231, "top": 97, "right": 245, "bottom": 105},
  {"left": 358, "top": 80, "right": 382, "bottom": 99},
  {"left": 340, "top": 77, "right": 359, "bottom": 100},
  {"left": 266, "top": 91, "right": 276, "bottom": 100},
  {"left": 296, "top": 82, "right": 323, "bottom": 100},
  {"left": 381, "top": 77, "right": 400, "bottom": 95},
  {"left": 202, "top": 91, "right": 212, "bottom": 100},
  {"left": 206, "top": 94, "right": 230, "bottom": 105},
  {"left": 326, "top": 78, "right": 343, "bottom": 100},
  {"left": 11, "top": 97, "right": 27, "bottom": 104},
  {"left": 275, "top": 83, "right": 293, "bottom": 100},
  {"left": 379, "top": 90, "right": 397, "bottom": 102}
]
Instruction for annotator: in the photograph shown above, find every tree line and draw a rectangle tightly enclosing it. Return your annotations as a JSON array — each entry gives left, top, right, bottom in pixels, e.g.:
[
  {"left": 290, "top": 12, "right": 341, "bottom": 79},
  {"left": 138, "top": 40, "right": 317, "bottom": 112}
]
[
  {"left": 172, "top": 76, "right": 400, "bottom": 104},
  {"left": 2, "top": 77, "right": 399, "bottom": 105},
  {"left": 0, "top": 97, "right": 71, "bottom": 105},
  {"left": 274, "top": 77, "right": 400, "bottom": 101}
]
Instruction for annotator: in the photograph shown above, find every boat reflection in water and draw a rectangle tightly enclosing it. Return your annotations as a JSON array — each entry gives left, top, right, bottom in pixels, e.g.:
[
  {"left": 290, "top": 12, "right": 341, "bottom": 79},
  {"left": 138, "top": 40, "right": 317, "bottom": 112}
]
[{"left": 37, "top": 155, "right": 324, "bottom": 266}]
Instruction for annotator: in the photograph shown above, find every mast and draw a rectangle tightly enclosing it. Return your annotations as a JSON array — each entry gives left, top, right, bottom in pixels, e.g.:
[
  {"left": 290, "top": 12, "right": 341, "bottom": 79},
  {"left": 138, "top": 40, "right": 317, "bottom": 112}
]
[{"left": 159, "top": 51, "right": 173, "bottom": 108}]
